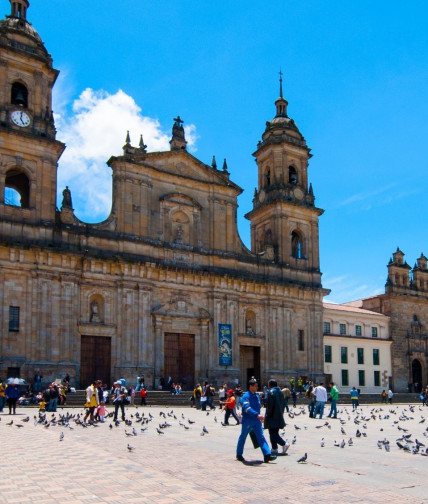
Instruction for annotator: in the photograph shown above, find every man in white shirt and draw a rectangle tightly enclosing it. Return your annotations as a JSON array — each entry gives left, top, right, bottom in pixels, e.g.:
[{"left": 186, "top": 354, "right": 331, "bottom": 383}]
[{"left": 313, "top": 382, "right": 328, "bottom": 419}]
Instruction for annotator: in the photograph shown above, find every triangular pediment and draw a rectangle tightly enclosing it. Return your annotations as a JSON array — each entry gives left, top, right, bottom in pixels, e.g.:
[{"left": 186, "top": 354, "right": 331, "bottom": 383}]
[{"left": 144, "top": 151, "right": 242, "bottom": 192}]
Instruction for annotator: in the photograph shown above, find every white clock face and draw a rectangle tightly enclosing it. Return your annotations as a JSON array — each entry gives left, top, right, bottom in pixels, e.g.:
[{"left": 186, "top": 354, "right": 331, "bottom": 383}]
[{"left": 11, "top": 110, "right": 31, "bottom": 127}]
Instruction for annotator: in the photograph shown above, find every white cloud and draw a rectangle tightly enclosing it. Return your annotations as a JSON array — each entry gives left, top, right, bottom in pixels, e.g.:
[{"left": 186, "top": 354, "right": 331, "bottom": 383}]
[{"left": 55, "top": 88, "right": 197, "bottom": 222}]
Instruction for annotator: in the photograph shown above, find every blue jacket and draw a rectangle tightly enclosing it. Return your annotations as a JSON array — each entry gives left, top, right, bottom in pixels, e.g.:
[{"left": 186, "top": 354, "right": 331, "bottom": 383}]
[
  {"left": 5, "top": 385, "right": 20, "bottom": 399},
  {"left": 241, "top": 390, "right": 261, "bottom": 421}
]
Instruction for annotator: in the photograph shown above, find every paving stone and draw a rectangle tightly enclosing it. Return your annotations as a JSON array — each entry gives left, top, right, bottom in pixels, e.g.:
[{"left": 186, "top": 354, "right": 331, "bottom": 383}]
[{"left": 1, "top": 403, "right": 427, "bottom": 503}]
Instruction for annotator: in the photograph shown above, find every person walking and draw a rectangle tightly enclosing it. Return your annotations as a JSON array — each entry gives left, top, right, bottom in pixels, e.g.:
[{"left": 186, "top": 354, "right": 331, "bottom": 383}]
[
  {"left": 83, "top": 381, "right": 99, "bottom": 424},
  {"left": 350, "top": 386, "right": 359, "bottom": 410},
  {"left": 221, "top": 389, "right": 240, "bottom": 425},
  {"left": 5, "top": 382, "right": 20, "bottom": 414},
  {"left": 327, "top": 382, "right": 339, "bottom": 419},
  {"left": 193, "top": 383, "right": 202, "bottom": 409},
  {"left": 281, "top": 384, "right": 291, "bottom": 413},
  {"left": 47, "top": 383, "right": 59, "bottom": 412},
  {"left": 387, "top": 388, "right": 393, "bottom": 404},
  {"left": 203, "top": 382, "right": 215, "bottom": 410},
  {"left": 306, "top": 385, "right": 316, "bottom": 418},
  {"left": 313, "top": 382, "right": 328, "bottom": 419},
  {"left": 112, "top": 381, "right": 127, "bottom": 422},
  {"left": 218, "top": 383, "right": 227, "bottom": 407},
  {"left": 140, "top": 387, "right": 147, "bottom": 406},
  {"left": 264, "top": 379, "right": 289, "bottom": 455},
  {"left": 236, "top": 378, "right": 276, "bottom": 463}
]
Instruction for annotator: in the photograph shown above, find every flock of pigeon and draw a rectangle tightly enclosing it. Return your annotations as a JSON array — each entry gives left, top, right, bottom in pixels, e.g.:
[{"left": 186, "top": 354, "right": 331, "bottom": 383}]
[{"left": 1, "top": 402, "right": 427, "bottom": 464}]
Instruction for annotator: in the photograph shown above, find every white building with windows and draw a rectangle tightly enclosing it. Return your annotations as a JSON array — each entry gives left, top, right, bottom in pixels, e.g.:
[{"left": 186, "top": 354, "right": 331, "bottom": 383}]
[{"left": 323, "top": 302, "right": 392, "bottom": 393}]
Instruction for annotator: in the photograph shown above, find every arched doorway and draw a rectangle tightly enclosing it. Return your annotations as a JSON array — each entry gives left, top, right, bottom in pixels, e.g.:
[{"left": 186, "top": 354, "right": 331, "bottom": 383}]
[{"left": 411, "top": 359, "right": 422, "bottom": 392}]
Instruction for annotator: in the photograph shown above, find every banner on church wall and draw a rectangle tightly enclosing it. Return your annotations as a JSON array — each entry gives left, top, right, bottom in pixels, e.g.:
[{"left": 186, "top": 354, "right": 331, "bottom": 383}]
[{"left": 218, "top": 324, "right": 232, "bottom": 366}]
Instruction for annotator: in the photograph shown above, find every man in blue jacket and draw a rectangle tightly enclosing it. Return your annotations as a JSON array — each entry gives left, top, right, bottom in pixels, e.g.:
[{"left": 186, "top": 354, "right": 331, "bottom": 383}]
[{"left": 236, "top": 378, "right": 277, "bottom": 463}]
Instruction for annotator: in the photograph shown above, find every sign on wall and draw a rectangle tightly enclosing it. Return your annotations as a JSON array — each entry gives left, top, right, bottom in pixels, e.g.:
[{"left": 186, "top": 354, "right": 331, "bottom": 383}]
[{"left": 218, "top": 323, "right": 232, "bottom": 366}]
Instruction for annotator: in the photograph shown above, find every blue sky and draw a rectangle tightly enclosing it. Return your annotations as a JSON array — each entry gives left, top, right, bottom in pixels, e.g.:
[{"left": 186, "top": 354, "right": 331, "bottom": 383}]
[{"left": 19, "top": 0, "right": 428, "bottom": 303}]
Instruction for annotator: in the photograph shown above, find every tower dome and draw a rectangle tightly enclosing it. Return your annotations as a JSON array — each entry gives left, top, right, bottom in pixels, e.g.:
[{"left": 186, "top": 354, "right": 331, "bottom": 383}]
[{"left": 0, "top": 0, "right": 51, "bottom": 62}]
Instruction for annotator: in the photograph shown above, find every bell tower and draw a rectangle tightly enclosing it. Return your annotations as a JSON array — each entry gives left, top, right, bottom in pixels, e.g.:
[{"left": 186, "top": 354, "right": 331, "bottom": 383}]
[
  {"left": 0, "top": 0, "right": 64, "bottom": 225},
  {"left": 245, "top": 74, "right": 324, "bottom": 280}
]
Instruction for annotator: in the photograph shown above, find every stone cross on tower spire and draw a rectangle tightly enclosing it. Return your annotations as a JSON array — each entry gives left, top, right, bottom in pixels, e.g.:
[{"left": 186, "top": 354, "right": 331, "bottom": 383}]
[
  {"left": 275, "top": 69, "right": 288, "bottom": 118},
  {"left": 170, "top": 115, "right": 187, "bottom": 151}
]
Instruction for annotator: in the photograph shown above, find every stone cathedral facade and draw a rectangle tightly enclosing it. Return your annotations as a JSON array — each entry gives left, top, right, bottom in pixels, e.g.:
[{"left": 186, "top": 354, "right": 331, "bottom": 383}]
[{"left": 0, "top": 1, "right": 328, "bottom": 388}]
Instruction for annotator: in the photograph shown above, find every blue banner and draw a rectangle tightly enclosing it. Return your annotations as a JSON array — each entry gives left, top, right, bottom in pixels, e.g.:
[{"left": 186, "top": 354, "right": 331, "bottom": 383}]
[{"left": 218, "top": 324, "right": 232, "bottom": 366}]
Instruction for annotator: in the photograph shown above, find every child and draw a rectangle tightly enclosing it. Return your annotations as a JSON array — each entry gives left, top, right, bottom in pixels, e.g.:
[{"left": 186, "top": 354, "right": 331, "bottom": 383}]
[
  {"left": 140, "top": 388, "right": 147, "bottom": 406},
  {"left": 221, "top": 389, "right": 240, "bottom": 425},
  {"left": 39, "top": 399, "right": 47, "bottom": 413},
  {"left": 97, "top": 401, "right": 106, "bottom": 422}
]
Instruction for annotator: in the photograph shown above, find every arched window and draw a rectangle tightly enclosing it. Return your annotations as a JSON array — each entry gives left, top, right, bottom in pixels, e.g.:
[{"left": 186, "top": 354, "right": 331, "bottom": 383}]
[
  {"left": 291, "top": 231, "right": 303, "bottom": 259},
  {"left": 289, "top": 166, "right": 298, "bottom": 185},
  {"left": 4, "top": 169, "right": 30, "bottom": 208},
  {"left": 11, "top": 82, "right": 28, "bottom": 108}
]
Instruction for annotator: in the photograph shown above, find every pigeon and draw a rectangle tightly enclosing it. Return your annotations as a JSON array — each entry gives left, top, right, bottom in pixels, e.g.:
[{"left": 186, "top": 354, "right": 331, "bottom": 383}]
[
  {"left": 348, "top": 438, "right": 353, "bottom": 446},
  {"left": 340, "top": 440, "right": 345, "bottom": 448},
  {"left": 188, "top": 419, "right": 195, "bottom": 424},
  {"left": 320, "top": 438, "right": 325, "bottom": 447},
  {"left": 291, "top": 435, "right": 297, "bottom": 444},
  {"left": 127, "top": 444, "right": 135, "bottom": 452},
  {"left": 156, "top": 428, "right": 164, "bottom": 435},
  {"left": 297, "top": 453, "right": 307, "bottom": 463},
  {"left": 59, "top": 432, "right": 64, "bottom": 441},
  {"left": 202, "top": 426, "right": 209, "bottom": 434},
  {"left": 6, "top": 420, "right": 13, "bottom": 426},
  {"left": 341, "top": 427, "right": 346, "bottom": 435},
  {"left": 16, "top": 424, "right": 24, "bottom": 428},
  {"left": 132, "top": 428, "right": 138, "bottom": 436}
]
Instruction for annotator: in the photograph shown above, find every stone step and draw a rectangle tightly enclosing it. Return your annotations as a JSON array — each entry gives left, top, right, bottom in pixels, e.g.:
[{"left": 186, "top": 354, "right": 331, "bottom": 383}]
[
  {"left": 62, "top": 390, "right": 194, "bottom": 407},
  {"left": 31, "top": 390, "right": 423, "bottom": 408}
]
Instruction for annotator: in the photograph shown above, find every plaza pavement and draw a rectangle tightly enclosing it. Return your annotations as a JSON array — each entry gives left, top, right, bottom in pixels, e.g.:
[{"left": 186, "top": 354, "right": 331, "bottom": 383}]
[{"left": 1, "top": 402, "right": 427, "bottom": 504}]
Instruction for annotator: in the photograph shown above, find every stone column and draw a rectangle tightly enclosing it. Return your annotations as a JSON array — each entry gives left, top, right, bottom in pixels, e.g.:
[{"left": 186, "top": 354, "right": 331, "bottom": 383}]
[
  {"left": 153, "top": 315, "right": 163, "bottom": 385},
  {"left": 284, "top": 307, "right": 292, "bottom": 370},
  {"left": 198, "top": 320, "right": 209, "bottom": 379}
]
